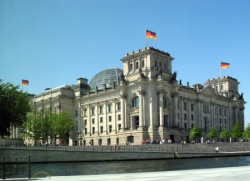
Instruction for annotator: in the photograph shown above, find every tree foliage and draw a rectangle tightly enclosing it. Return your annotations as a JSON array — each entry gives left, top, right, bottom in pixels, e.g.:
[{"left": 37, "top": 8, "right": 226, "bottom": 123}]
[
  {"left": 0, "top": 81, "right": 30, "bottom": 136},
  {"left": 189, "top": 125, "right": 202, "bottom": 139},
  {"left": 231, "top": 122, "right": 243, "bottom": 139},
  {"left": 207, "top": 127, "right": 218, "bottom": 138},
  {"left": 52, "top": 111, "right": 75, "bottom": 138},
  {"left": 220, "top": 128, "right": 231, "bottom": 139},
  {"left": 243, "top": 124, "right": 250, "bottom": 139},
  {"left": 21, "top": 109, "right": 75, "bottom": 142}
]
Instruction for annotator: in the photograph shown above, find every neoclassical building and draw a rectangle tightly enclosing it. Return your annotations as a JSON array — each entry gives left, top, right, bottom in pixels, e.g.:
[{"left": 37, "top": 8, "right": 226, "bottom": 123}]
[{"left": 30, "top": 47, "right": 246, "bottom": 145}]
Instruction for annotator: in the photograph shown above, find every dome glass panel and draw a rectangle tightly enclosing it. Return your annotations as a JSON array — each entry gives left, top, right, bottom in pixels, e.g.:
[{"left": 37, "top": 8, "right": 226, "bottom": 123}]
[{"left": 89, "top": 68, "right": 123, "bottom": 90}]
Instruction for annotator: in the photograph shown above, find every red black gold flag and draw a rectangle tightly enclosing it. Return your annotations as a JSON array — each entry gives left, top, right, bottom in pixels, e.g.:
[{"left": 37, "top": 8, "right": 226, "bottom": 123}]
[
  {"left": 22, "top": 79, "right": 29, "bottom": 86},
  {"left": 221, "top": 62, "right": 230, "bottom": 69},
  {"left": 146, "top": 30, "right": 157, "bottom": 39}
]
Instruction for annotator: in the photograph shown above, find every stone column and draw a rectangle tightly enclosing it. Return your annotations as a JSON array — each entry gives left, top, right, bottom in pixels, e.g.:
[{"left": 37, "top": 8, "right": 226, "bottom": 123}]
[
  {"left": 171, "top": 93, "right": 179, "bottom": 127},
  {"left": 103, "top": 103, "right": 107, "bottom": 134},
  {"left": 139, "top": 91, "right": 145, "bottom": 127},
  {"left": 87, "top": 106, "right": 91, "bottom": 136},
  {"left": 95, "top": 103, "right": 99, "bottom": 135},
  {"left": 112, "top": 101, "right": 116, "bottom": 133},
  {"left": 195, "top": 100, "right": 201, "bottom": 128},
  {"left": 159, "top": 92, "right": 164, "bottom": 127},
  {"left": 179, "top": 98, "right": 183, "bottom": 129},
  {"left": 130, "top": 115, "right": 134, "bottom": 130},
  {"left": 120, "top": 95, "right": 125, "bottom": 132}
]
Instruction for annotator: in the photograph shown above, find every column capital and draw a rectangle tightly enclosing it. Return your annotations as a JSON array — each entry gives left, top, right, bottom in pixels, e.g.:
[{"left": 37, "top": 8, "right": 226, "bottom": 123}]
[{"left": 120, "top": 94, "right": 127, "bottom": 99}]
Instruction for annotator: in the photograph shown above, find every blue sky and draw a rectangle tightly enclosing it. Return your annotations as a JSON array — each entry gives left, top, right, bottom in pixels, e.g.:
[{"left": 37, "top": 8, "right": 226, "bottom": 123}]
[{"left": 1, "top": 1, "right": 250, "bottom": 125}]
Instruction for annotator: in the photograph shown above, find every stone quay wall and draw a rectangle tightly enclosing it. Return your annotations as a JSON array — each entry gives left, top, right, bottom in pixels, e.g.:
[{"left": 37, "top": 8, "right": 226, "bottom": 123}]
[{"left": 1, "top": 147, "right": 250, "bottom": 163}]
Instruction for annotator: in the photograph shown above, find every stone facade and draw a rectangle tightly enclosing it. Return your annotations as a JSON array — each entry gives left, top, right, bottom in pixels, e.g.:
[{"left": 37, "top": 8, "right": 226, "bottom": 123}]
[{"left": 29, "top": 47, "right": 246, "bottom": 145}]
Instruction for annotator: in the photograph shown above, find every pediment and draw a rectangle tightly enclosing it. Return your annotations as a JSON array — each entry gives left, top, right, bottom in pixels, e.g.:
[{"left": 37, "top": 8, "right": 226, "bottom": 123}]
[{"left": 199, "top": 85, "right": 217, "bottom": 97}]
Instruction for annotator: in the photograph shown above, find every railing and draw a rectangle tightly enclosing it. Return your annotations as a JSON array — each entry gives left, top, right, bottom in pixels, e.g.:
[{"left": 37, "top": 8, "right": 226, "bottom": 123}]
[
  {"left": 1, "top": 156, "right": 31, "bottom": 180},
  {"left": 1, "top": 143, "right": 250, "bottom": 154}
]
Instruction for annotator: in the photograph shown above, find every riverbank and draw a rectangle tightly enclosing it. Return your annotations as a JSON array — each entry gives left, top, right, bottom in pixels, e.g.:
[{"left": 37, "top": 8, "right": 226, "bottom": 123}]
[{"left": 1, "top": 142, "right": 250, "bottom": 163}]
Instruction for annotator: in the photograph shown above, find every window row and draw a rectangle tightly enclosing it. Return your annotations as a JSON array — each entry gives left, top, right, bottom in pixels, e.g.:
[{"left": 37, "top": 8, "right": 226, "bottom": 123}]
[
  {"left": 85, "top": 124, "right": 122, "bottom": 134},
  {"left": 178, "top": 102, "right": 195, "bottom": 111},
  {"left": 178, "top": 113, "right": 195, "bottom": 121},
  {"left": 84, "top": 115, "right": 121, "bottom": 125},
  {"left": 83, "top": 103, "right": 121, "bottom": 116}
]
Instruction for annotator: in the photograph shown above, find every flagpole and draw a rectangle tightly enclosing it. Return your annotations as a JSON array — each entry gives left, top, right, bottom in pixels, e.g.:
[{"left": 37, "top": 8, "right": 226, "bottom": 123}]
[
  {"left": 145, "top": 28, "right": 148, "bottom": 47},
  {"left": 220, "top": 62, "right": 222, "bottom": 78}
]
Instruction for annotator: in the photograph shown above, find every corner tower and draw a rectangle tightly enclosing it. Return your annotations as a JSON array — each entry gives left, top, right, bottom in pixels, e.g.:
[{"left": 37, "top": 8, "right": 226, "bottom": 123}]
[{"left": 120, "top": 47, "right": 174, "bottom": 82}]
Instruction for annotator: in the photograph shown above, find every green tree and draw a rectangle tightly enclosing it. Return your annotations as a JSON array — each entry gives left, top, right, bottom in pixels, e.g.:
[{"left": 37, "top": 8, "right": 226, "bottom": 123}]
[
  {"left": 21, "top": 109, "right": 44, "bottom": 143},
  {"left": 231, "top": 122, "right": 243, "bottom": 140},
  {"left": 0, "top": 81, "right": 31, "bottom": 136},
  {"left": 22, "top": 109, "right": 75, "bottom": 144},
  {"left": 52, "top": 111, "right": 75, "bottom": 141},
  {"left": 189, "top": 125, "right": 202, "bottom": 139},
  {"left": 207, "top": 127, "right": 218, "bottom": 138},
  {"left": 220, "top": 128, "right": 231, "bottom": 140},
  {"left": 243, "top": 124, "right": 250, "bottom": 139}
]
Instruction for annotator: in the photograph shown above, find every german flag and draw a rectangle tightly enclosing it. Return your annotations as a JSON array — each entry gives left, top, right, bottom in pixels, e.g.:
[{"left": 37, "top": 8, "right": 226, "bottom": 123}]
[
  {"left": 221, "top": 62, "right": 230, "bottom": 69},
  {"left": 146, "top": 30, "right": 157, "bottom": 39},
  {"left": 22, "top": 79, "right": 29, "bottom": 86}
]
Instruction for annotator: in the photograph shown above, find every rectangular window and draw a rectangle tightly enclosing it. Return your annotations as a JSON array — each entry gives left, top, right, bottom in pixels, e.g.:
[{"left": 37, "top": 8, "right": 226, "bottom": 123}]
[
  {"left": 100, "top": 117, "right": 103, "bottom": 123},
  {"left": 191, "top": 104, "right": 194, "bottom": 111},
  {"left": 184, "top": 114, "right": 187, "bottom": 120},
  {"left": 109, "top": 125, "right": 112, "bottom": 133},
  {"left": 225, "top": 119, "right": 226, "bottom": 124},
  {"left": 118, "top": 124, "right": 121, "bottom": 130},
  {"left": 92, "top": 127, "right": 95, "bottom": 134},
  {"left": 178, "top": 101, "right": 180, "bottom": 109},
  {"left": 100, "top": 126, "right": 103, "bottom": 133},
  {"left": 178, "top": 113, "right": 179, "bottom": 119},
  {"left": 109, "top": 116, "right": 112, "bottom": 122},
  {"left": 75, "top": 110, "right": 78, "bottom": 117},
  {"left": 117, "top": 103, "right": 121, "bottom": 111},
  {"left": 75, "top": 121, "right": 78, "bottom": 131},
  {"left": 219, "top": 109, "right": 222, "bottom": 116},
  {"left": 118, "top": 114, "right": 121, "bottom": 120},
  {"left": 184, "top": 123, "right": 187, "bottom": 131},
  {"left": 220, "top": 118, "right": 222, "bottom": 124},
  {"left": 91, "top": 107, "right": 95, "bottom": 115},
  {"left": 84, "top": 119, "right": 87, "bottom": 126},
  {"left": 191, "top": 123, "right": 194, "bottom": 128},
  {"left": 191, "top": 114, "right": 194, "bottom": 121},
  {"left": 84, "top": 109, "right": 87, "bottom": 116},
  {"left": 184, "top": 102, "right": 187, "bottom": 110},
  {"left": 108, "top": 104, "right": 112, "bottom": 112},
  {"left": 224, "top": 110, "right": 226, "bottom": 116},
  {"left": 92, "top": 118, "right": 95, "bottom": 124},
  {"left": 99, "top": 106, "right": 103, "bottom": 113},
  {"left": 85, "top": 128, "right": 87, "bottom": 134}
]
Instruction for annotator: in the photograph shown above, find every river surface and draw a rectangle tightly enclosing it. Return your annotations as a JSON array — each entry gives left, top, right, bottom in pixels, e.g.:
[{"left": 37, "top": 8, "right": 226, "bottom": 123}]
[{"left": 29, "top": 156, "right": 250, "bottom": 177}]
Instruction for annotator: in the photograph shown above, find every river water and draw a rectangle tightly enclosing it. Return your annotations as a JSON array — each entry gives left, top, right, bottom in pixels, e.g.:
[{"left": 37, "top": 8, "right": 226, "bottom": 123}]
[{"left": 30, "top": 156, "right": 250, "bottom": 177}]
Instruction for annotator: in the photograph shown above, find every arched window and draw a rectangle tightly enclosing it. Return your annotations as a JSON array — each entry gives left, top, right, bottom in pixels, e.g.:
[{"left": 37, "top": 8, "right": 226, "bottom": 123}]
[
  {"left": 132, "top": 96, "right": 139, "bottom": 107},
  {"left": 221, "top": 84, "right": 224, "bottom": 91},
  {"left": 141, "top": 60, "right": 145, "bottom": 67},
  {"left": 135, "top": 62, "right": 139, "bottom": 69}
]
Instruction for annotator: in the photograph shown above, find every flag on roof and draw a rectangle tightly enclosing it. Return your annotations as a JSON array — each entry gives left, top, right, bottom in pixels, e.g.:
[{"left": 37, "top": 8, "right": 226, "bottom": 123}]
[
  {"left": 146, "top": 30, "right": 157, "bottom": 39},
  {"left": 221, "top": 62, "right": 230, "bottom": 69}
]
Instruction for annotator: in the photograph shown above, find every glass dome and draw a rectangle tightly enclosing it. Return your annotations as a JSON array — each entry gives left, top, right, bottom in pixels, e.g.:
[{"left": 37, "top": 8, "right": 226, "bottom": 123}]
[{"left": 89, "top": 68, "right": 123, "bottom": 90}]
